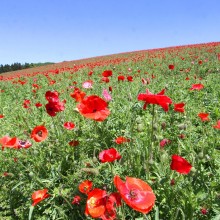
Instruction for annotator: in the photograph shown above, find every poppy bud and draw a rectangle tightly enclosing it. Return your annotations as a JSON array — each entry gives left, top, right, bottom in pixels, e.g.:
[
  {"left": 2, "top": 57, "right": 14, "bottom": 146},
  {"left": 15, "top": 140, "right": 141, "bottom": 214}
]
[
  {"left": 198, "top": 152, "right": 204, "bottom": 159},
  {"left": 135, "top": 116, "right": 142, "bottom": 124},
  {"left": 137, "top": 124, "right": 144, "bottom": 132},
  {"left": 81, "top": 168, "right": 99, "bottom": 176},
  {"left": 161, "top": 122, "right": 166, "bottom": 130},
  {"left": 178, "top": 124, "right": 187, "bottom": 130},
  {"left": 29, "top": 172, "right": 34, "bottom": 177},
  {"left": 92, "top": 156, "right": 98, "bottom": 163}
]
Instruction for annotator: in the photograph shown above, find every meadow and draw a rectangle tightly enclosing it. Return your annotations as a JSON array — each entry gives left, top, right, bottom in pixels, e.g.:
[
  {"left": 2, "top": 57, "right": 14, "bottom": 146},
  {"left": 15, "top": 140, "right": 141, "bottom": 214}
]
[{"left": 0, "top": 42, "right": 220, "bottom": 220}]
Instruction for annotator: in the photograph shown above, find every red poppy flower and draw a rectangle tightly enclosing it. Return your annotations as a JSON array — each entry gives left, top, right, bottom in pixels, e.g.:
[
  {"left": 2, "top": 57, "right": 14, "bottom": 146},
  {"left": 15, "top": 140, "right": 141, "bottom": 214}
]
[
  {"left": 100, "top": 192, "right": 121, "bottom": 220},
  {"left": 189, "top": 84, "right": 204, "bottom": 90},
  {"left": 102, "top": 70, "right": 112, "bottom": 77},
  {"left": 79, "top": 180, "right": 93, "bottom": 194},
  {"left": 138, "top": 89, "right": 172, "bottom": 112},
  {"left": 45, "top": 100, "right": 65, "bottom": 116},
  {"left": 45, "top": 91, "right": 59, "bottom": 103},
  {"left": 174, "top": 102, "right": 185, "bottom": 113},
  {"left": 198, "top": 60, "right": 203, "bottom": 65},
  {"left": 198, "top": 113, "right": 209, "bottom": 121},
  {"left": 0, "top": 114, "right": 4, "bottom": 118},
  {"left": 169, "top": 64, "right": 175, "bottom": 70},
  {"left": 76, "top": 95, "right": 110, "bottom": 121},
  {"left": 35, "top": 102, "right": 43, "bottom": 108},
  {"left": 31, "top": 125, "right": 48, "bottom": 142},
  {"left": 63, "top": 122, "right": 75, "bottom": 130},
  {"left": 201, "top": 208, "right": 208, "bottom": 215},
  {"left": 31, "top": 189, "right": 50, "bottom": 206},
  {"left": 101, "top": 77, "right": 110, "bottom": 83},
  {"left": 213, "top": 120, "right": 220, "bottom": 129},
  {"left": 71, "top": 195, "right": 81, "bottom": 205},
  {"left": 0, "top": 136, "right": 20, "bottom": 150},
  {"left": 99, "top": 148, "right": 121, "bottom": 163},
  {"left": 114, "top": 136, "right": 130, "bottom": 144},
  {"left": 118, "top": 75, "right": 125, "bottom": 81},
  {"left": 69, "top": 140, "right": 79, "bottom": 147},
  {"left": 23, "top": 99, "right": 31, "bottom": 109},
  {"left": 170, "top": 155, "right": 192, "bottom": 174},
  {"left": 85, "top": 188, "right": 107, "bottom": 218},
  {"left": 127, "top": 76, "right": 133, "bottom": 82},
  {"left": 160, "top": 139, "right": 171, "bottom": 148},
  {"left": 70, "top": 87, "right": 86, "bottom": 102},
  {"left": 114, "top": 176, "right": 156, "bottom": 214}
]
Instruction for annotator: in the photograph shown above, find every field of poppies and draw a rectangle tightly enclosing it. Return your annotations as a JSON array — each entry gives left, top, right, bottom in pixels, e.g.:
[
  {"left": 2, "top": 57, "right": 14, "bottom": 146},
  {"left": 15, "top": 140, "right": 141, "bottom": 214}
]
[{"left": 0, "top": 42, "right": 220, "bottom": 220}]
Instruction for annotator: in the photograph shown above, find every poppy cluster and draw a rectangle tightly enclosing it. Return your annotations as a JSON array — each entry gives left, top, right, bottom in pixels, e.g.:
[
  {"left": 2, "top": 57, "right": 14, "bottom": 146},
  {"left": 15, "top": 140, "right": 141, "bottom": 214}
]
[
  {"left": 70, "top": 87, "right": 86, "bottom": 102},
  {"left": 79, "top": 179, "right": 121, "bottom": 219},
  {"left": 45, "top": 91, "right": 65, "bottom": 116},
  {"left": 138, "top": 89, "right": 172, "bottom": 111},
  {"left": 0, "top": 136, "right": 32, "bottom": 150}
]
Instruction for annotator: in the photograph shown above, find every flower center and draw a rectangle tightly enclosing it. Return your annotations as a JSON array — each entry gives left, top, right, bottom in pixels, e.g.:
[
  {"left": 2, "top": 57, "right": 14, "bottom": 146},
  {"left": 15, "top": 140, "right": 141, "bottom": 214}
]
[
  {"left": 128, "top": 189, "right": 138, "bottom": 200},
  {"left": 37, "top": 131, "right": 43, "bottom": 137}
]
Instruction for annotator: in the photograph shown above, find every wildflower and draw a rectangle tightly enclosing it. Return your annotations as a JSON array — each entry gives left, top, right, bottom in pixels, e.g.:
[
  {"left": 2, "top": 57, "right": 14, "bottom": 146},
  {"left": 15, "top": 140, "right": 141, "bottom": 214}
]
[
  {"left": 79, "top": 180, "right": 93, "bottom": 195},
  {"left": 102, "top": 70, "right": 112, "bottom": 77},
  {"left": 118, "top": 75, "right": 125, "bottom": 81},
  {"left": 174, "top": 102, "right": 185, "bottom": 113},
  {"left": 127, "top": 76, "right": 133, "bottom": 82},
  {"left": 198, "top": 113, "right": 209, "bottom": 121},
  {"left": 170, "top": 155, "right": 192, "bottom": 174},
  {"left": 213, "top": 120, "right": 220, "bottom": 129},
  {"left": 114, "top": 176, "right": 156, "bottom": 214},
  {"left": 71, "top": 195, "right": 81, "bottom": 205},
  {"left": 31, "top": 125, "right": 48, "bottom": 142},
  {"left": 99, "top": 148, "right": 121, "bottom": 163},
  {"left": 189, "top": 84, "right": 204, "bottom": 90},
  {"left": 77, "top": 95, "right": 110, "bottom": 121},
  {"left": 31, "top": 189, "right": 50, "bottom": 206},
  {"left": 102, "top": 89, "right": 112, "bottom": 101},
  {"left": 82, "top": 80, "right": 93, "bottom": 89},
  {"left": 69, "top": 140, "right": 79, "bottom": 147},
  {"left": 63, "top": 122, "right": 75, "bottom": 130},
  {"left": 160, "top": 139, "right": 171, "bottom": 148},
  {"left": 138, "top": 89, "right": 172, "bottom": 111},
  {"left": 70, "top": 87, "right": 86, "bottom": 102},
  {"left": 169, "top": 64, "right": 175, "bottom": 70},
  {"left": 85, "top": 188, "right": 107, "bottom": 218},
  {"left": 114, "top": 136, "right": 130, "bottom": 144}
]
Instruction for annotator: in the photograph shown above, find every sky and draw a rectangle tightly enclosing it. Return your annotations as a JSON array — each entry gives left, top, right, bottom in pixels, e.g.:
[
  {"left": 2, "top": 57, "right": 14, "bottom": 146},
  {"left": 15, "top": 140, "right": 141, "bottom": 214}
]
[{"left": 0, "top": 0, "right": 220, "bottom": 65}]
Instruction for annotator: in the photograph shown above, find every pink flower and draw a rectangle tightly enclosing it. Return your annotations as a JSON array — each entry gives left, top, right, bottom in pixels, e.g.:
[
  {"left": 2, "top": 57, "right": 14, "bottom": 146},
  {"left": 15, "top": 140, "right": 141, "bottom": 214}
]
[
  {"left": 82, "top": 80, "right": 93, "bottom": 89},
  {"left": 102, "top": 89, "right": 112, "bottom": 101},
  {"left": 63, "top": 122, "right": 75, "bottom": 130}
]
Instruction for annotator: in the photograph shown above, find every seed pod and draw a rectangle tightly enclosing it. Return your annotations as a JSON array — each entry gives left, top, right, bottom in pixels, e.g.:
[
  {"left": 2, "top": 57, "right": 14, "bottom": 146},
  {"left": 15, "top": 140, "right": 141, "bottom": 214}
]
[
  {"left": 92, "top": 156, "right": 98, "bottom": 163},
  {"left": 178, "top": 124, "right": 187, "bottom": 130},
  {"left": 81, "top": 168, "right": 99, "bottom": 176}
]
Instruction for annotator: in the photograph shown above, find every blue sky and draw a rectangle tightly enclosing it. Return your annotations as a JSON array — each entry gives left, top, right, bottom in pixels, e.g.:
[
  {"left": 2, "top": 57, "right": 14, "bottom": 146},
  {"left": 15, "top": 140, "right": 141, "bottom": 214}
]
[{"left": 0, "top": 0, "right": 220, "bottom": 65}]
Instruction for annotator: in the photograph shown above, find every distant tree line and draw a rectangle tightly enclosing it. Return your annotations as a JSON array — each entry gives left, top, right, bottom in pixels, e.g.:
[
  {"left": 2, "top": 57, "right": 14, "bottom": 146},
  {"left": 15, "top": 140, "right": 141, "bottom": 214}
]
[{"left": 0, "top": 62, "right": 54, "bottom": 74}]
